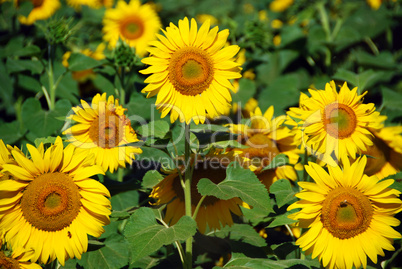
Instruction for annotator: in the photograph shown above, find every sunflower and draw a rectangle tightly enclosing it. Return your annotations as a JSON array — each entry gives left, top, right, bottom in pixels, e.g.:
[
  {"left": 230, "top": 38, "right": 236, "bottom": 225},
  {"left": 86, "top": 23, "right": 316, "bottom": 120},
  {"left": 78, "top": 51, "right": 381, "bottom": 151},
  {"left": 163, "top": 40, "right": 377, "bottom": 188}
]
[
  {"left": 227, "top": 105, "right": 301, "bottom": 189},
  {"left": 66, "top": 0, "right": 113, "bottom": 9},
  {"left": 102, "top": 0, "right": 161, "bottom": 57},
  {"left": 362, "top": 126, "right": 402, "bottom": 180},
  {"left": 288, "top": 156, "right": 402, "bottom": 269},
  {"left": 0, "top": 248, "right": 42, "bottom": 269},
  {"left": 0, "top": 140, "right": 17, "bottom": 180},
  {"left": 269, "top": 0, "right": 293, "bottom": 12},
  {"left": 287, "top": 81, "right": 386, "bottom": 163},
  {"left": 63, "top": 93, "right": 142, "bottom": 173},
  {"left": 62, "top": 43, "right": 106, "bottom": 82},
  {"left": 140, "top": 17, "right": 242, "bottom": 124},
  {"left": 16, "top": 0, "right": 60, "bottom": 25},
  {"left": 0, "top": 137, "right": 111, "bottom": 265},
  {"left": 150, "top": 155, "right": 247, "bottom": 234}
]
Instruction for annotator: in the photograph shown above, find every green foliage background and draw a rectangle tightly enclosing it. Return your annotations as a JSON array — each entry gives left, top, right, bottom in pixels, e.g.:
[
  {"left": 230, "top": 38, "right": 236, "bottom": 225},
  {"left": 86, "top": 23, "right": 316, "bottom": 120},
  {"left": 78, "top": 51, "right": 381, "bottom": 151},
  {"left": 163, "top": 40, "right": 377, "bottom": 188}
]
[{"left": 0, "top": 0, "right": 402, "bottom": 268}]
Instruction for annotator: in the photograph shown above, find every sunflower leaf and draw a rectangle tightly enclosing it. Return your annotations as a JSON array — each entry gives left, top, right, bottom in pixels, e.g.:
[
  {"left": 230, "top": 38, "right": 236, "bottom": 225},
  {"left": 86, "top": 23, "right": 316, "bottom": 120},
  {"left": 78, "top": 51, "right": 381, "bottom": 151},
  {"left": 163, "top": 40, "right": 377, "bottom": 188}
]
[
  {"left": 269, "top": 179, "right": 297, "bottom": 208},
  {"left": 77, "top": 240, "right": 130, "bottom": 269},
  {"left": 197, "top": 162, "right": 272, "bottom": 214},
  {"left": 123, "top": 207, "right": 197, "bottom": 263},
  {"left": 68, "top": 53, "right": 105, "bottom": 71}
]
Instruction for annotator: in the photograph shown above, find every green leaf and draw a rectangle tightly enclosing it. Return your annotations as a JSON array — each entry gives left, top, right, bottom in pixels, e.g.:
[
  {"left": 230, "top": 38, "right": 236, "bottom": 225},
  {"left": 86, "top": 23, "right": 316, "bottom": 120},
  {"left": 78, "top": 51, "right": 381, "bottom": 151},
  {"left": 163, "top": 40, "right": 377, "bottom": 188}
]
[
  {"left": 258, "top": 73, "right": 301, "bottom": 116},
  {"left": 232, "top": 78, "right": 257, "bottom": 105},
  {"left": 381, "top": 88, "right": 402, "bottom": 111},
  {"left": 34, "top": 136, "right": 57, "bottom": 147},
  {"left": 384, "top": 172, "right": 402, "bottom": 193},
  {"left": 123, "top": 207, "right": 197, "bottom": 263},
  {"left": 17, "top": 74, "right": 42, "bottom": 93},
  {"left": 197, "top": 163, "right": 272, "bottom": 214},
  {"left": 261, "top": 154, "right": 289, "bottom": 171},
  {"left": 68, "top": 53, "right": 104, "bottom": 71},
  {"left": 77, "top": 240, "right": 130, "bottom": 269},
  {"left": 267, "top": 210, "right": 297, "bottom": 228},
  {"left": 111, "top": 190, "right": 140, "bottom": 211},
  {"left": 355, "top": 51, "right": 396, "bottom": 70},
  {"left": 269, "top": 179, "right": 297, "bottom": 208},
  {"left": 222, "top": 257, "right": 320, "bottom": 268},
  {"left": 333, "top": 69, "right": 394, "bottom": 91},
  {"left": 137, "top": 120, "right": 170, "bottom": 139},
  {"left": 21, "top": 98, "right": 72, "bottom": 138},
  {"left": 213, "top": 224, "right": 267, "bottom": 247},
  {"left": 0, "top": 62, "right": 14, "bottom": 113},
  {"left": 0, "top": 120, "right": 26, "bottom": 144},
  {"left": 142, "top": 170, "right": 164, "bottom": 189},
  {"left": 6, "top": 59, "right": 43, "bottom": 75}
]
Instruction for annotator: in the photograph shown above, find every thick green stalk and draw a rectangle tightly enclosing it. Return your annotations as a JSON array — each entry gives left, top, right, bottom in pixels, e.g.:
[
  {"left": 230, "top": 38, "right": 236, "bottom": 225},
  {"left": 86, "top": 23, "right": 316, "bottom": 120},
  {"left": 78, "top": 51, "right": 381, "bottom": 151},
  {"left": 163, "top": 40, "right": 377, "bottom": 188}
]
[
  {"left": 48, "top": 44, "right": 56, "bottom": 111},
  {"left": 183, "top": 123, "right": 193, "bottom": 269}
]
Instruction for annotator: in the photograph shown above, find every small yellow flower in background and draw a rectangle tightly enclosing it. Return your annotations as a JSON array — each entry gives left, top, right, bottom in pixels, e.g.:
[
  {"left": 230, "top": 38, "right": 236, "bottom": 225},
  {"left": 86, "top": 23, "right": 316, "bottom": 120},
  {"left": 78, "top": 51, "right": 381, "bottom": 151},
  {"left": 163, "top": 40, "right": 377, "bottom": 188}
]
[
  {"left": 362, "top": 126, "right": 402, "bottom": 179},
  {"left": 366, "top": 0, "right": 382, "bottom": 10},
  {"left": 258, "top": 10, "right": 268, "bottom": 22},
  {"left": 271, "top": 19, "right": 283, "bottom": 29},
  {"left": 16, "top": 0, "right": 60, "bottom": 25},
  {"left": 63, "top": 93, "right": 142, "bottom": 173},
  {"left": 62, "top": 43, "right": 106, "bottom": 82},
  {"left": 273, "top": 35, "right": 281, "bottom": 46},
  {"left": 150, "top": 154, "right": 247, "bottom": 234},
  {"left": 227, "top": 105, "right": 301, "bottom": 189},
  {"left": 196, "top": 14, "right": 218, "bottom": 26},
  {"left": 66, "top": 0, "right": 106, "bottom": 10},
  {"left": 269, "top": 0, "right": 293, "bottom": 12},
  {"left": 0, "top": 137, "right": 111, "bottom": 265},
  {"left": 140, "top": 17, "right": 242, "bottom": 124},
  {"left": 287, "top": 81, "right": 386, "bottom": 163},
  {"left": 0, "top": 248, "right": 42, "bottom": 269},
  {"left": 288, "top": 156, "right": 402, "bottom": 269},
  {"left": 102, "top": 0, "right": 161, "bottom": 57}
]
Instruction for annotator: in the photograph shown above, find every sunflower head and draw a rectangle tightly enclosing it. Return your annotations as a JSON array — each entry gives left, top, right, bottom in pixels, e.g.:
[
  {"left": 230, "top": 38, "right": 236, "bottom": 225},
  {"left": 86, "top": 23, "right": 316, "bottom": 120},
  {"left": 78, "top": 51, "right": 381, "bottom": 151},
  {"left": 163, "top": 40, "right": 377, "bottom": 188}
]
[
  {"left": 17, "top": 0, "right": 61, "bottom": 25},
  {"left": 0, "top": 137, "right": 111, "bottom": 265},
  {"left": 102, "top": 0, "right": 161, "bottom": 57},
  {"left": 0, "top": 248, "right": 42, "bottom": 269},
  {"left": 150, "top": 153, "right": 246, "bottom": 233},
  {"left": 140, "top": 17, "right": 242, "bottom": 124},
  {"left": 63, "top": 93, "right": 142, "bottom": 173},
  {"left": 288, "top": 156, "right": 402, "bottom": 269},
  {"left": 287, "top": 81, "right": 386, "bottom": 163},
  {"left": 362, "top": 126, "right": 402, "bottom": 179},
  {"left": 226, "top": 106, "right": 301, "bottom": 187}
]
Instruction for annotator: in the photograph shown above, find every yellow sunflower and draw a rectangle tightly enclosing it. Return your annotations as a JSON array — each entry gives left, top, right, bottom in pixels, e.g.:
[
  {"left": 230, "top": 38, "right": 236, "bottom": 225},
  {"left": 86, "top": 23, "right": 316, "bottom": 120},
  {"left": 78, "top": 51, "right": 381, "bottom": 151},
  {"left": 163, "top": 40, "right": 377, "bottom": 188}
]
[
  {"left": 140, "top": 17, "right": 242, "bottom": 124},
  {"left": 62, "top": 43, "right": 106, "bottom": 82},
  {"left": 0, "top": 248, "right": 42, "bottom": 269},
  {"left": 227, "top": 105, "right": 302, "bottom": 189},
  {"left": 362, "top": 126, "right": 402, "bottom": 180},
  {"left": 287, "top": 81, "right": 386, "bottom": 163},
  {"left": 16, "top": 0, "right": 60, "bottom": 25},
  {"left": 102, "top": 0, "right": 161, "bottom": 57},
  {"left": 288, "top": 156, "right": 402, "bottom": 269},
  {"left": 150, "top": 155, "right": 247, "bottom": 234},
  {"left": 66, "top": 0, "right": 113, "bottom": 9},
  {"left": 269, "top": 0, "right": 293, "bottom": 12},
  {"left": 63, "top": 93, "right": 142, "bottom": 173},
  {"left": 0, "top": 137, "right": 111, "bottom": 265}
]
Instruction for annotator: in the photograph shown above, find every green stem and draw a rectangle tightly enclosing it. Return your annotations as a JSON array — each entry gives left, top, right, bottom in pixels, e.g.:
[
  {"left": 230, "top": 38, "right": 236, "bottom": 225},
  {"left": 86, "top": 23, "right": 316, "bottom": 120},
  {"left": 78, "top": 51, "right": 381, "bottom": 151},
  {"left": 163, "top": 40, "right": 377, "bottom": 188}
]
[
  {"left": 117, "top": 167, "right": 124, "bottom": 182},
  {"left": 317, "top": 3, "right": 331, "bottom": 42},
  {"left": 364, "top": 37, "right": 380, "bottom": 55},
  {"left": 159, "top": 218, "right": 186, "bottom": 266},
  {"left": 41, "top": 86, "right": 52, "bottom": 112},
  {"left": 183, "top": 123, "right": 193, "bottom": 269},
  {"left": 44, "top": 259, "right": 58, "bottom": 269},
  {"left": 118, "top": 67, "right": 126, "bottom": 106},
  {"left": 48, "top": 44, "right": 56, "bottom": 111},
  {"left": 192, "top": 195, "right": 206, "bottom": 220}
]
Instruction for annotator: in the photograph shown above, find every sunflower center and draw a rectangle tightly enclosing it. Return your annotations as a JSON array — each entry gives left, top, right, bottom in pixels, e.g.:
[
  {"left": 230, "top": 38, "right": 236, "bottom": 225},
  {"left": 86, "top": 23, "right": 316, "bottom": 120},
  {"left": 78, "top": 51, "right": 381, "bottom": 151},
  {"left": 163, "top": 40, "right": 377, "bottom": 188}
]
[
  {"left": 172, "top": 159, "right": 226, "bottom": 206},
  {"left": 240, "top": 133, "right": 280, "bottom": 168},
  {"left": 21, "top": 172, "right": 81, "bottom": 232},
  {"left": 321, "top": 187, "right": 373, "bottom": 239},
  {"left": 0, "top": 251, "right": 19, "bottom": 269},
  {"left": 168, "top": 47, "right": 214, "bottom": 96},
  {"left": 363, "top": 137, "right": 390, "bottom": 176},
  {"left": 120, "top": 18, "right": 144, "bottom": 40},
  {"left": 323, "top": 103, "right": 357, "bottom": 139},
  {"left": 88, "top": 111, "right": 124, "bottom": 148}
]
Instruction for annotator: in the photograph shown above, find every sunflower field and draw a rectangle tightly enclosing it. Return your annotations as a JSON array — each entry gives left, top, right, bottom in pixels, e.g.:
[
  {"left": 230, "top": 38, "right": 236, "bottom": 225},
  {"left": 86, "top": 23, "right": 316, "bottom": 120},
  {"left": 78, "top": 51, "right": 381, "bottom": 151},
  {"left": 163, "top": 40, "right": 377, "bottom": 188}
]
[{"left": 1, "top": 0, "right": 402, "bottom": 268}]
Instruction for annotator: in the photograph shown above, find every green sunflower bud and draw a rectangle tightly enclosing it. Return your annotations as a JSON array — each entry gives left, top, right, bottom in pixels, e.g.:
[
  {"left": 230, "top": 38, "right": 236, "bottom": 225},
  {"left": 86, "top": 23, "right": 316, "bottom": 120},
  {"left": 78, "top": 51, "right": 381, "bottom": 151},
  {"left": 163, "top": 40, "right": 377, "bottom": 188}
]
[{"left": 113, "top": 39, "right": 140, "bottom": 70}]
